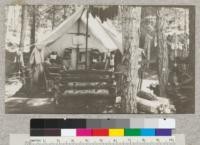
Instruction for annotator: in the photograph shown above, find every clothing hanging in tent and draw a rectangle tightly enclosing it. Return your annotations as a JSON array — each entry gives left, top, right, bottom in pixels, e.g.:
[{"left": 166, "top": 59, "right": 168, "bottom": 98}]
[{"left": 89, "top": 6, "right": 118, "bottom": 22}]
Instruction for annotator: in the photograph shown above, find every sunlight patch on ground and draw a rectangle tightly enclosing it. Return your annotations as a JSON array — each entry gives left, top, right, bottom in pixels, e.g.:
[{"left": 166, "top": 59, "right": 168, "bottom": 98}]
[
  {"left": 5, "top": 79, "right": 22, "bottom": 98},
  {"left": 26, "top": 98, "right": 54, "bottom": 107},
  {"left": 5, "top": 97, "right": 27, "bottom": 103},
  {"left": 141, "top": 79, "right": 159, "bottom": 94},
  {"left": 5, "top": 97, "right": 54, "bottom": 107}
]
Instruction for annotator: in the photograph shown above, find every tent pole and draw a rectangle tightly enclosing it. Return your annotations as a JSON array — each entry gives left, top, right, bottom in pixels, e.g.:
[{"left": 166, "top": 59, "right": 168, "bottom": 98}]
[
  {"left": 85, "top": 7, "right": 89, "bottom": 70},
  {"left": 76, "top": 18, "right": 81, "bottom": 70}
]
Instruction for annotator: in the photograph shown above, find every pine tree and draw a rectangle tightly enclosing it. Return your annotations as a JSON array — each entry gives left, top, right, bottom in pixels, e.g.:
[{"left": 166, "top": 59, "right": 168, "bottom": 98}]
[
  {"left": 156, "top": 8, "right": 169, "bottom": 97},
  {"left": 30, "top": 5, "right": 36, "bottom": 54},
  {"left": 121, "top": 6, "right": 141, "bottom": 113},
  {"left": 19, "top": 5, "right": 27, "bottom": 67}
]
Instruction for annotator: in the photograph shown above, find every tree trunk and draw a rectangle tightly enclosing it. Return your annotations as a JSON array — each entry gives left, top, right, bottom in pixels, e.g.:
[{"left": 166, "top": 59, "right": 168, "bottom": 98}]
[
  {"left": 30, "top": 5, "right": 36, "bottom": 54},
  {"left": 52, "top": 6, "right": 56, "bottom": 30},
  {"left": 188, "top": 7, "right": 195, "bottom": 74},
  {"left": 63, "top": 5, "right": 67, "bottom": 20},
  {"left": 121, "top": 6, "right": 141, "bottom": 113},
  {"left": 19, "top": 5, "right": 27, "bottom": 67},
  {"left": 156, "top": 8, "right": 169, "bottom": 97},
  {"left": 188, "top": 7, "right": 195, "bottom": 112}
]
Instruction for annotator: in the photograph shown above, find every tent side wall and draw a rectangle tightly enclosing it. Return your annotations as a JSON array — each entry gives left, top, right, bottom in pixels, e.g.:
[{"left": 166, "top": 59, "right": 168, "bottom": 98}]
[{"left": 44, "top": 22, "right": 78, "bottom": 57}]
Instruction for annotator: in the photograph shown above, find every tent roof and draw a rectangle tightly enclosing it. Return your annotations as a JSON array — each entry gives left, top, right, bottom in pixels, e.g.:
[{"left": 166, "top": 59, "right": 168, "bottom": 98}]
[
  {"left": 37, "top": 6, "right": 122, "bottom": 53},
  {"left": 38, "top": 6, "right": 84, "bottom": 46}
]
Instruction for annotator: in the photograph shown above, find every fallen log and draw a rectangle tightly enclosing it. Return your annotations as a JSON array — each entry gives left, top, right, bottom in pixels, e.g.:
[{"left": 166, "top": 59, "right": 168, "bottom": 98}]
[
  {"left": 136, "top": 95, "right": 174, "bottom": 114},
  {"left": 63, "top": 89, "right": 110, "bottom": 96},
  {"left": 67, "top": 82, "right": 108, "bottom": 87},
  {"left": 61, "top": 73, "right": 111, "bottom": 79},
  {"left": 156, "top": 96, "right": 170, "bottom": 105},
  {"left": 61, "top": 84, "right": 114, "bottom": 90},
  {"left": 61, "top": 69, "right": 113, "bottom": 75},
  {"left": 60, "top": 77, "right": 113, "bottom": 83},
  {"left": 136, "top": 97, "right": 160, "bottom": 114},
  {"left": 137, "top": 91, "right": 158, "bottom": 101}
]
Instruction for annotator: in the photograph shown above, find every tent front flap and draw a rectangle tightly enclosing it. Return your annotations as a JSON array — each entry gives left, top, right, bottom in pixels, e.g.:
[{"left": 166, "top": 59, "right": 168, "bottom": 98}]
[
  {"left": 101, "top": 19, "right": 122, "bottom": 53},
  {"left": 81, "top": 10, "right": 118, "bottom": 52}
]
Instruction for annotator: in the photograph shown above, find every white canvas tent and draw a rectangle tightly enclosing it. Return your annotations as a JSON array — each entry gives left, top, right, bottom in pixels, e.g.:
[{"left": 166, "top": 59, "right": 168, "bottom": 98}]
[{"left": 36, "top": 6, "right": 122, "bottom": 58}]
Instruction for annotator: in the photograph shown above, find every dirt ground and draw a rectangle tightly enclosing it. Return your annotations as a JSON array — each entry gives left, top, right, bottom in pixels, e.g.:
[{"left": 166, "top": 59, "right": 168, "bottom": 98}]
[
  {"left": 5, "top": 76, "right": 115, "bottom": 114},
  {"left": 5, "top": 90, "right": 116, "bottom": 114},
  {"left": 5, "top": 74, "right": 194, "bottom": 114},
  {"left": 5, "top": 79, "right": 115, "bottom": 114}
]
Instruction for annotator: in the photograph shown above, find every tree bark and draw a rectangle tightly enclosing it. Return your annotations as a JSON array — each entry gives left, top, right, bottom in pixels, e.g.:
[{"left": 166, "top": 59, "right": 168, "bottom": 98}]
[
  {"left": 30, "top": 5, "right": 36, "bottom": 54},
  {"left": 121, "top": 6, "right": 141, "bottom": 113},
  {"left": 188, "top": 7, "right": 195, "bottom": 74},
  {"left": 19, "top": 5, "right": 27, "bottom": 67},
  {"left": 156, "top": 8, "right": 169, "bottom": 97}
]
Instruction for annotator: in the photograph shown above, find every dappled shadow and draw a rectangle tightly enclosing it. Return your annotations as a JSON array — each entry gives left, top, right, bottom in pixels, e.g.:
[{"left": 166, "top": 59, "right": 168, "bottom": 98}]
[
  {"left": 5, "top": 97, "right": 55, "bottom": 114},
  {"left": 55, "top": 95, "right": 114, "bottom": 114},
  {"left": 5, "top": 94, "right": 115, "bottom": 114}
]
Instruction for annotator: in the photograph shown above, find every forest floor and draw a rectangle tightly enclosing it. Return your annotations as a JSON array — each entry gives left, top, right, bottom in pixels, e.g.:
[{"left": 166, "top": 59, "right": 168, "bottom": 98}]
[
  {"left": 5, "top": 77, "right": 114, "bottom": 114},
  {"left": 4, "top": 78, "right": 164, "bottom": 114},
  {"left": 5, "top": 93, "right": 115, "bottom": 114},
  {"left": 5, "top": 71, "right": 194, "bottom": 114}
]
